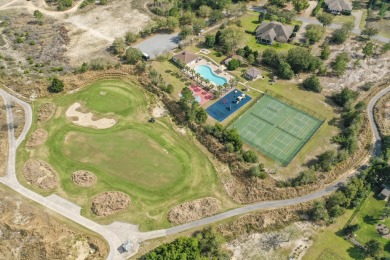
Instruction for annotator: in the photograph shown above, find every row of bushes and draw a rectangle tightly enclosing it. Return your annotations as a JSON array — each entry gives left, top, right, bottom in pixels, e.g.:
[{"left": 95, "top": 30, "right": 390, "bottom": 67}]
[{"left": 312, "top": 0, "right": 325, "bottom": 16}]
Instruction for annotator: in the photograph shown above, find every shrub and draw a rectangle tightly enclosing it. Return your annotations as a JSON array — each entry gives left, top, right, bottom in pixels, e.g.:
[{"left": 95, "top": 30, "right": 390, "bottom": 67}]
[
  {"left": 48, "top": 78, "right": 64, "bottom": 93},
  {"left": 227, "top": 59, "right": 240, "bottom": 70},
  {"left": 242, "top": 150, "right": 258, "bottom": 163},
  {"left": 302, "top": 75, "right": 322, "bottom": 93},
  {"left": 293, "top": 24, "right": 300, "bottom": 32}
]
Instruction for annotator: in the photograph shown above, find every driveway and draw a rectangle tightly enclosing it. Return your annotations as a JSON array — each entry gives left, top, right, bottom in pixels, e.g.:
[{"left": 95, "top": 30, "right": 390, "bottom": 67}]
[{"left": 133, "top": 33, "right": 180, "bottom": 59}]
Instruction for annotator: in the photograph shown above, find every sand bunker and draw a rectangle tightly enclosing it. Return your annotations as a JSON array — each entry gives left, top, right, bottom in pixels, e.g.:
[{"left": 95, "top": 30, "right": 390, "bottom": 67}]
[
  {"left": 38, "top": 103, "right": 56, "bottom": 123},
  {"left": 26, "top": 129, "right": 48, "bottom": 148},
  {"left": 23, "top": 159, "right": 59, "bottom": 190},
  {"left": 91, "top": 191, "right": 130, "bottom": 217},
  {"left": 168, "top": 197, "right": 222, "bottom": 224},
  {"left": 71, "top": 170, "right": 97, "bottom": 187},
  {"left": 66, "top": 102, "right": 116, "bottom": 129}
]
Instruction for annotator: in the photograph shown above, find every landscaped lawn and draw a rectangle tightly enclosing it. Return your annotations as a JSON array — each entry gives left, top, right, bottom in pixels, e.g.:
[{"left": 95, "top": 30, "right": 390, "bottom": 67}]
[
  {"left": 304, "top": 209, "right": 366, "bottom": 260},
  {"left": 350, "top": 193, "right": 390, "bottom": 258},
  {"left": 18, "top": 79, "right": 236, "bottom": 231}
]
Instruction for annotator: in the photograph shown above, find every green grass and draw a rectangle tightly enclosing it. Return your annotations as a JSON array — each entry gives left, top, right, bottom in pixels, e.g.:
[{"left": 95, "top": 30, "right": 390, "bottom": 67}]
[
  {"left": 231, "top": 94, "right": 323, "bottom": 165},
  {"left": 18, "top": 79, "right": 236, "bottom": 231},
  {"left": 304, "top": 209, "right": 365, "bottom": 260},
  {"left": 350, "top": 193, "right": 390, "bottom": 258},
  {"left": 317, "top": 249, "right": 345, "bottom": 260}
]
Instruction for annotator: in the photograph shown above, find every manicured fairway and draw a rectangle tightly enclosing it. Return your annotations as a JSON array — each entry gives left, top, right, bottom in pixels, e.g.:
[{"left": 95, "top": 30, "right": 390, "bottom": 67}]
[
  {"left": 232, "top": 94, "right": 323, "bottom": 165},
  {"left": 19, "top": 79, "right": 235, "bottom": 230}
]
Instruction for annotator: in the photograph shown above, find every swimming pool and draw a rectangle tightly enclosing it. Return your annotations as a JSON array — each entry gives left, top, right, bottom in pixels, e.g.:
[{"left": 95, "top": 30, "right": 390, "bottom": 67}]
[{"left": 195, "top": 65, "right": 227, "bottom": 86}]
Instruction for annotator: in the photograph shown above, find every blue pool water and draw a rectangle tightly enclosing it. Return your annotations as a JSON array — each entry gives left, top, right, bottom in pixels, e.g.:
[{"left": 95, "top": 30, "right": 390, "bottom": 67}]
[{"left": 195, "top": 65, "right": 228, "bottom": 86}]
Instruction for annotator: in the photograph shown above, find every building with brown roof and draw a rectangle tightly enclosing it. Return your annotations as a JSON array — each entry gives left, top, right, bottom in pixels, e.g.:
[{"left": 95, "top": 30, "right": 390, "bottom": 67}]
[
  {"left": 244, "top": 67, "right": 262, "bottom": 80},
  {"left": 255, "top": 21, "right": 294, "bottom": 44},
  {"left": 172, "top": 51, "right": 200, "bottom": 66},
  {"left": 325, "top": 0, "right": 352, "bottom": 14}
]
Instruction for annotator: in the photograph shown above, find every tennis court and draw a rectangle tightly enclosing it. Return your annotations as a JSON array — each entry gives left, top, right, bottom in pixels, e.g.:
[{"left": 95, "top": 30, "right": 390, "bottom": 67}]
[
  {"left": 232, "top": 94, "right": 323, "bottom": 166},
  {"left": 206, "top": 89, "right": 252, "bottom": 122}
]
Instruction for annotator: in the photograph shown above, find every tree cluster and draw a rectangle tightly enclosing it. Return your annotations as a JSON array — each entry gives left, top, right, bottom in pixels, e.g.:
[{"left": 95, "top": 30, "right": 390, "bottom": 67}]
[
  {"left": 205, "top": 123, "right": 243, "bottom": 152},
  {"left": 142, "top": 228, "right": 230, "bottom": 260},
  {"left": 236, "top": 45, "right": 259, "bottom": 65}
]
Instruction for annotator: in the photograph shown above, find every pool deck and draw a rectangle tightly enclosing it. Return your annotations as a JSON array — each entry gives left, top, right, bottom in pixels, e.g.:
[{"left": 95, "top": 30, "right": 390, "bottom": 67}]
[{"left": 188, "top": 58, "right": 234, "bottom": 85}]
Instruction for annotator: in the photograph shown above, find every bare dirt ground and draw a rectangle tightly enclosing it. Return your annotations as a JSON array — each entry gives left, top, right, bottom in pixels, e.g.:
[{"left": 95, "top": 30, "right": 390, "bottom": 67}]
[
  {"left": 226, "top": 222, "right": 316, "bottom": 260},
  {"left": 23, "top": 159, "right": 59, "bottom": 190},
  {"left": 375, "top": 93, "right": 390, "bottom": 136},
  {"left": 319, "top": 39, "right": 390, "bottom": 95},
  {"left": 64, "top": 0, "right": 151, "bottom": 66},
  {"left": 0, "top": 95, "right": 8, "bottom": 177},
  {"left": 72, "top": 170, "right": 97, "bottom": 187},
  {"left": 168, "top": 197, "right": 222, "bottom": 225},
  {"left": 26, "top": 128, "right": 48, "bottom": 148},
  {"left": 11, "top": 101, "right": 25, "bottom": 140},
  {"left": 66, "top": 102, "right": 116, "bottom": 129},
  {"left": 91, "top": 191, "right": 130, "bottom": 217},
  {"left": 37, "top": 102, "right": 56, "bottom": 123},
  {"left": 152, "top": 105, "right": 167, "bottom": 118},
  {"left": 0, "top": 184, "right": 108, "bottom": 259}
]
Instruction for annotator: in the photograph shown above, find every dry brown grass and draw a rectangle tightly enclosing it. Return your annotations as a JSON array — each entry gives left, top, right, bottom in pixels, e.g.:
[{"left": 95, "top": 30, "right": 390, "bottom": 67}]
[{"left": 0, "top": 95, "right": 8, "bottom": 177}]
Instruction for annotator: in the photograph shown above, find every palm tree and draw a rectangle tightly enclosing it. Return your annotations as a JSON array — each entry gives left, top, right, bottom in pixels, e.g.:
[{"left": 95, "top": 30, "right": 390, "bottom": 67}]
[
  {"left": 190, "top": 69, "right": 195, "bottom": 77},
  {"left": 195, "top": 73, "right": 201, "bottom": 81},
  {"left": 184, "top": 66, "right": 190, "bottom": 74},
  {"left": 223, "top": 83, "right": 229, "bottom": 91}
]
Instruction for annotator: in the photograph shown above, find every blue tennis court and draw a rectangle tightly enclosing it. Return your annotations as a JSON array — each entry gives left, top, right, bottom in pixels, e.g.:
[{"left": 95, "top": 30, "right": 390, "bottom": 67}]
[{"left": 206, "top": 89, "right": 252, "bottom": 122}]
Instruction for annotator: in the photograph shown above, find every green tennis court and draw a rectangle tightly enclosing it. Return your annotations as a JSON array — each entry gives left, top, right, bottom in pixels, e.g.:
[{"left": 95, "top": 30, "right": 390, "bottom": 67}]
[{"left": 232, "top": 94, "right": 324, "bottom": 166}]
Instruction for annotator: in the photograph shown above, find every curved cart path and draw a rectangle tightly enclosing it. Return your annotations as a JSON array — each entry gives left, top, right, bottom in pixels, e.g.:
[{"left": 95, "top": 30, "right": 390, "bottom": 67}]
[{"left": 0, "top": 85, "right": 389, "bottom": 258}]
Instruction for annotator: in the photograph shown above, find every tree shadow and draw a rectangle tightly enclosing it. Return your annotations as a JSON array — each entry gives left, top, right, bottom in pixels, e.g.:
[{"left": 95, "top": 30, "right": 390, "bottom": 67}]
[
  {"left": 363, "top": 214, "right": 378, "bottom": 225},
  {"left": 384, "top": 241, "right": 390, "bottom": 253},
  {"left": 346, "top": 246, "right": 366, "bottom": 260}
]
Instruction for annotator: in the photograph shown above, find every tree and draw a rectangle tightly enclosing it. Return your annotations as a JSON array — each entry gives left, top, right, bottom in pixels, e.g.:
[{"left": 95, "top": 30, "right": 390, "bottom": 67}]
[
  {"left": 204, "top": 34, "right": 215, "bottom": 48},
  {"left": 310, "top": 201, "right": 329, "bottom": 221},
  {"left": 286, "top": 47, "right": 322, "bottom": 73},
  {"left": 268, "top": 0, "right": 287, "bottom": 7},
  {"left": 361, "top": 26, "right": 379, "bottom": 39},
  {"left": 125, "top": 31, "right": 138, "bottom": 45},
  {"left": 242, "top": 150, "right": 258, "bottom": 163},
  {"left": 302, "top": 75, "right": 322, "bottom": 93},
  {"left": 379, "top": 2, "right": 387, "bottom": 19},
  {"left": 365, "top": 239, "right": 381, "bottom": 257},
  {"left": 331, "top": 22, "right": 354, "bottom": 44},
  {"left": 192, "top": 18, "right": 206, "bottom": 35},
  {"left": 179, "top": 26, "right": 192, "bottom": 40},
  {"left": 179, "top": 11, "right": 195, "bottom": 26},
  {"left": 343, "top": 224, "right": 360, "bottom": 235},
  {"left": 180, "top": 87, "right": 195, "bottom": 109},
  {"left": 292, "top": 0, "right": 309, "bottom": 13},
  {"left": 262, "top": 48, "right": 281, "bottom": 68},
  {"left": 362, "top": 41, "right": 375, "bottom": 57},
  {"left": 383, "top": 206, "right": 390, "bottom": 219},
  {"left": 33, "top": 10, "right": 44, "bottom": 24},
  {"left": 332, "top": 52, "right": 350, "bottom": 76},
  {"left": 278, "top": 61, "right": 294, "bottom": 79},
  {"left": 220, "top": 27, "right": 244, "bottom": 54},
  {"left": 247, "top": 54, "right": 255, "bottom": 64},
  {"left": 291, "top": 169, "right": 316, "bottom": 186},
  {"left": 227, "top": 59, "right": 240, "bottom": 70},
  {"left": 249, "top": 164, "right": 267, "bottom": 179},
  {"left": 305, "top": 24, "right": 325, "bottom": 43},
  {"left": 382, "top": 43, "right": 390, "bottom": 54},
  {"left": 258, "top": 12, "right": 266, "bottom": 23},
  {"left": 198, "top": 5, "right": 212, "bottom": 18},
  {"left": 331, "top": 88, "right": 359, "bottom": 107},
  {"left": 166, "top": 16, "right": 179, "bottom": 32},
  {"left": 320, "top": 43, "right": 331, "bottom": 60},
  {"left": 48, "top": 78, "right": 64, "bottom": 93},
  {"left": 317, "top": 13, "right": 334, "bottom": 27},
  {"left": 209, "top": 10, "right": 224, "bottom": 25},
  {"left": 315, "top": 150, "right": 338, "bottom": 171},
  {"left": 194, "top": 107, "right": 207, "bottom": 124},
  {"left": 124, "top": 47, "right": 143, "bottom": 64},
  {"left": 112, "top": 37, "right": 126, "bottom": 55}
]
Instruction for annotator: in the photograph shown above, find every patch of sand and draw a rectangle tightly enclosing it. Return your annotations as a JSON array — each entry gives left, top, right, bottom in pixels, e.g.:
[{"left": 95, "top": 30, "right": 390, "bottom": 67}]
[
  {"left": 66, "top": 102, "right": 116, "bottom": 129},
  {"left": 168, "top": 197, "right": 222, "bottom": 225},
  {"left": 71, "top": 170, "right": 97, "bottom": 187},
  {"left": 26, "top": 128, "right": 48, "bottom": 148},
  {"left": 91, "top": 191, "right": 130, "bottom": 217},
  {"left": 152, "top": 106, "right": 167, "bottom": 118},
  {"left": 23, "top": 159, "right": 59, "bottom": 190}
]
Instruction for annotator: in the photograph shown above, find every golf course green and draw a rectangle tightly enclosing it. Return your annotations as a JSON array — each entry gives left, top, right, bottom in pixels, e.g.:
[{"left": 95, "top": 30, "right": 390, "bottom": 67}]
[{"left": 18, "top": 79, "right": 234, "bottom": 230}]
